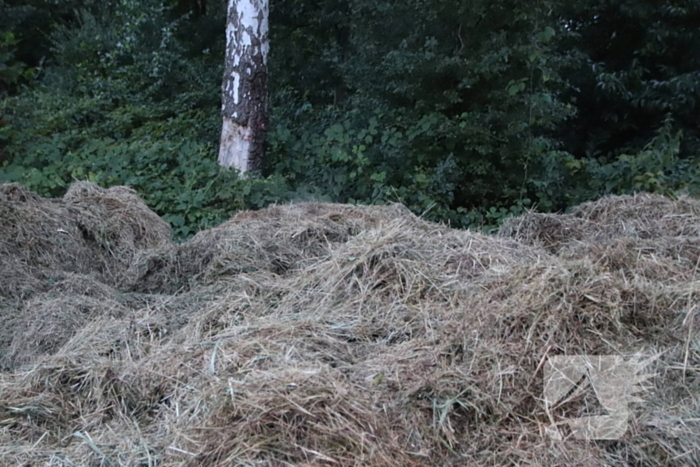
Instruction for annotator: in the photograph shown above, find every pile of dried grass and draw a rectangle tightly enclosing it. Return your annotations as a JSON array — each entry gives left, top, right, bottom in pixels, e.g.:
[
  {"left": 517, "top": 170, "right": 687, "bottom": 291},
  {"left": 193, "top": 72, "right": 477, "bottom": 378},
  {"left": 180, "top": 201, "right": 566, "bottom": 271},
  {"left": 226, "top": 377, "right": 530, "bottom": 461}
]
[
  {"left": 1, "top": 186, "right": 698, "bottom": 466},
  {"left": 500, "top": 193, "right": 700, "bottom": 282},
  {"left": 0, "top": 183, "right": 97, "bottom": 299},
  {"left": 0, "top": 182, "right": 171, "bottom": 298},
  {"left": 122, "top": 202, "right": 426, "bottom": 293},
  {"left": 0, "top": 181, "right": 174, "bottom": 370}
]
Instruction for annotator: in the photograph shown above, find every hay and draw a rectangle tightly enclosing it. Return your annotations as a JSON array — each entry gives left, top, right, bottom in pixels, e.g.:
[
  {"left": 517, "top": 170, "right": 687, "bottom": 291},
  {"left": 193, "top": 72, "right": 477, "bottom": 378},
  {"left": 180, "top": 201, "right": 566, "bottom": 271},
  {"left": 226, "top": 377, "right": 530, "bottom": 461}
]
[
  {"left": 122, "top": 202, "right": 424, "bottom": 293},
  {"left": 499, "top": 194, "right": 700, "bottom": 274},
  {"left": 0, "top": 183, "right": 96, "bottom": 299},
  {"left": 1, "top": 185, "right": 698, "bottom": 466},
  {"left": 3, "top": 294, "right": 128, "bottom": 368},
  {"left": 64, "top": 182, "right": 171, "bottom": 255},
  {"left": 0, "top": 181, "right": 172, "bottom": 299}
]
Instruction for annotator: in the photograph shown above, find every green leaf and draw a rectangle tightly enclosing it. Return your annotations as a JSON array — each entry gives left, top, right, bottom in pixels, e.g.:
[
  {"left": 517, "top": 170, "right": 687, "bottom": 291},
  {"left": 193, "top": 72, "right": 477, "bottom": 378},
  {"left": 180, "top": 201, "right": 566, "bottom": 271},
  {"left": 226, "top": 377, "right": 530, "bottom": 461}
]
[{"left": 370, "top": 171, "right": 386, "bottom": 183}]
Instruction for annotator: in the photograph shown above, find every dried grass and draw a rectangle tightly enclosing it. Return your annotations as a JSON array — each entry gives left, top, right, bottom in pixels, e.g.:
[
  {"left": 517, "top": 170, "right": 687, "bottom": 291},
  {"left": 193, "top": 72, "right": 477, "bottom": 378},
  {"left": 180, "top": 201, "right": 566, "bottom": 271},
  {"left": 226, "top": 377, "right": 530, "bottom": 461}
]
[{"left": 1, "top": 186, "right": 698, "bottom": 466}]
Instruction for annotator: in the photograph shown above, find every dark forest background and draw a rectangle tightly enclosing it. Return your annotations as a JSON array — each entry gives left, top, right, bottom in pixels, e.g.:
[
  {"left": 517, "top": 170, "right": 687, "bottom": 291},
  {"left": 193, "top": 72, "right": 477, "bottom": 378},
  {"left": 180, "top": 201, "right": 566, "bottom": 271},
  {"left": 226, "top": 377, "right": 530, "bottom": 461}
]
[{"left": 1, "top": 0, "right": 699, "bottom": 238}]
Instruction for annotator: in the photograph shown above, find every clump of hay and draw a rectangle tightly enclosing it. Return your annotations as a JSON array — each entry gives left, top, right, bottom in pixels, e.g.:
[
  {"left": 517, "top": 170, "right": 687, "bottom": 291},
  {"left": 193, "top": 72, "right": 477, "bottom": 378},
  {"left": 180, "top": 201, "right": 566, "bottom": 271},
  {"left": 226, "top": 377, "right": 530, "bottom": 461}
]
[
  {"left": 2, "top": 294, "right": 127, "bottom": 368},
  {"left": 64, "top": 182, "right": 171, "bottom": 267},
  {"left": 0, "top": 297, "right": 20, "bottom": 367},
  {"left": 499, "top": 193, "right": 700, "bottom": 282},
  {"left": 1, "top": 186, "right": 698, "bottom": 466},
  {"left": 124, "top": 202, "right": 430, "bottom": 293},
  {"left": 0, "top": 183, "right": 96, "bottom": 298},
  {"left": 0, "top": 181, "right": 175, "bottom": 370},
  {"left": 0, "top": 181, "right": 172, "bottom": 299}
]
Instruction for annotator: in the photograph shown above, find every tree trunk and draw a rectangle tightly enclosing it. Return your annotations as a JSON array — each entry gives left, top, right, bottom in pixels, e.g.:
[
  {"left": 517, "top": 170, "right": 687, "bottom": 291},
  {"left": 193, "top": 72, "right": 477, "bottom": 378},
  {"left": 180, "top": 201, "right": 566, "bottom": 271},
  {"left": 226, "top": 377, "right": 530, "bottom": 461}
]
[{"left": 219, "top": 0, "right": 269, "bottom": 173}]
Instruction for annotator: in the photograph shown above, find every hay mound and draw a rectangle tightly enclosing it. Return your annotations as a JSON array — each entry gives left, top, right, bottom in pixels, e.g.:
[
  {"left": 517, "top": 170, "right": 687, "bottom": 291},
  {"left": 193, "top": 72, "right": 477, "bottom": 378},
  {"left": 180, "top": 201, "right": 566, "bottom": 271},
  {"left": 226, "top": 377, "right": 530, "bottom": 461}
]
[
  {"left": 500, "top": 193, "right": 700, "bottom": 282},
  {"left": 0, "top": 181, "right": 172, "bottom": 299},
  {"left": 0, "top": 181, "right": 174, "bottom": 370},
  {"left": 64, "top": 182, "right": 172, "bottom": 263},
  {"left": 4, "top": 293, "right": 127, "bottom": 368},
  {"left": 1, "top": 185, "right": 698, "bottom": 466},
  {"left": 0, "top": 183, "right": 96, "bottom": 298},
  {"left": 123, "top": 202, "right": 427, "bottom": 293}
]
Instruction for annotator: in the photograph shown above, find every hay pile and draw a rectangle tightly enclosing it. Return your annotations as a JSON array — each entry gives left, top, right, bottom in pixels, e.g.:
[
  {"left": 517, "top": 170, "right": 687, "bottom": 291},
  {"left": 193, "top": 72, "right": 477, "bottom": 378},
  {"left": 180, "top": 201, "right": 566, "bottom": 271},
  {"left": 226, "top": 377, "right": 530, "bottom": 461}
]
[{"left": 0, "top": 185, "right": 698, "bottom": 466}]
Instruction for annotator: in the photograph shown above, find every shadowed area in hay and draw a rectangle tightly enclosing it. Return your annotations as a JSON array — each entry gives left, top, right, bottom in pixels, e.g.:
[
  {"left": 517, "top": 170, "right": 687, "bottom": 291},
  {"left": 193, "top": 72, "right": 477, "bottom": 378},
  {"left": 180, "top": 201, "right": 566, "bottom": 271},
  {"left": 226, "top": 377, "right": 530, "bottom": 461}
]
[{"left": 1, "top": 184, "right": 698, "bottom": 466}]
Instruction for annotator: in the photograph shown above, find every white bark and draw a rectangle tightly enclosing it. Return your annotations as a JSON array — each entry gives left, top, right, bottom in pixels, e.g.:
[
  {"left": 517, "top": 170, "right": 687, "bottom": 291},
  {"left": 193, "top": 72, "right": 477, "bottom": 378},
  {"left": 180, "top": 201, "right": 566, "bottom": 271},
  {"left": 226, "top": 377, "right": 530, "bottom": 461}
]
[
  {"left": 220, "top": 118, "right": 253, "bottom": 172},
  {"left": 219, "top": 0, "right": 269, "bottom": 173}
]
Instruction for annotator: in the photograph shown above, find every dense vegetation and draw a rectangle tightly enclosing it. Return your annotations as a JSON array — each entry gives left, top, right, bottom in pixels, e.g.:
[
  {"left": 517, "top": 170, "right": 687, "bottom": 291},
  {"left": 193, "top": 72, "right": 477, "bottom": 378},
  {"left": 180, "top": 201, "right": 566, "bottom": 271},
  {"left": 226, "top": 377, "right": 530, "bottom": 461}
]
[{"left": 1, "top": 0, "right": 699, "bottom": 238}]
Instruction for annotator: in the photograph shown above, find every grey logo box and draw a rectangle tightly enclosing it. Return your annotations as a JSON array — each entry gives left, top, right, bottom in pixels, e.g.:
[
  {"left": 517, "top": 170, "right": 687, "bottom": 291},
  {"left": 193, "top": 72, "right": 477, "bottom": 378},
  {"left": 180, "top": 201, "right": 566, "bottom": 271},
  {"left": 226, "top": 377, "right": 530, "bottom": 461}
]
[{"left": 543, "top": 354, "right": 656, "bottom": 440}]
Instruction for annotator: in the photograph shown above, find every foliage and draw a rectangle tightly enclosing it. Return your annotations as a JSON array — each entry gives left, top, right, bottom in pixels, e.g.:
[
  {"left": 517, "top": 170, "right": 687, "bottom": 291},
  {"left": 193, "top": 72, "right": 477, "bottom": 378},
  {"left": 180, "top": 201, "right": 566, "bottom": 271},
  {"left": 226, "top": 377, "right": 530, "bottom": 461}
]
[
  {"left": 0, "top": 32, "right": 34, "bottom": 95},
  {"left": 268, "top": 0, "right": 578, "bottom": 226},
  {"left": 566, "top": 114, "right": 700, "bottom": 201},
  {"left": 267, "top": 0, "right": 700, "bottom": 227},
  {"left": 558, "top": 0, "right": 700, "bottom": 160},
  {"left": 2, "top": 0, "right": 700, "bottom": 238},
  {"left": 0, "top": 87, "right": 298, "bottom": 239}
]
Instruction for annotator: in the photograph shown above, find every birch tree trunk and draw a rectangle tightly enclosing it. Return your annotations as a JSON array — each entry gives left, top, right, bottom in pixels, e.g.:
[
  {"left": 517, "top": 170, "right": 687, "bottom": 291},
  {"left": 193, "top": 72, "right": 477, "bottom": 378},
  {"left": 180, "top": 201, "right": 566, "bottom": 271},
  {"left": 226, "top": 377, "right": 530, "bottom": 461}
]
[{"left": 218, "top": 0, "right": 269, "bottom": 173}]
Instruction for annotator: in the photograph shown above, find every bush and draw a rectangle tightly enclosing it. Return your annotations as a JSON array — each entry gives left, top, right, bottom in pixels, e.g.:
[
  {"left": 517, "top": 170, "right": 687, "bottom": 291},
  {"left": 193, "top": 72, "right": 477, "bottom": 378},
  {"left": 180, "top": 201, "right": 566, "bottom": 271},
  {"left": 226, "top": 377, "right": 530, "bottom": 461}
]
[{"left": 0, "top": 88, "right": 295, "bottom": 240}]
